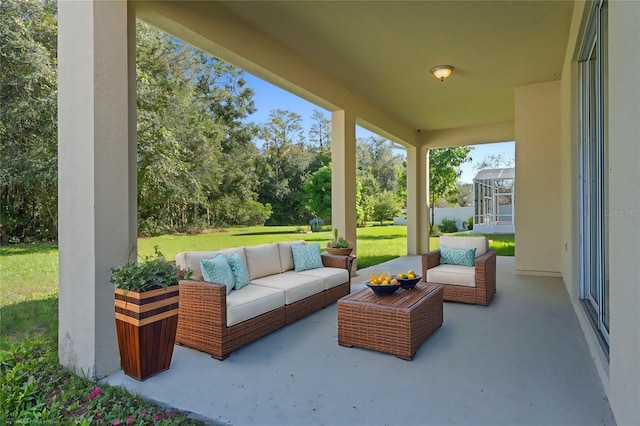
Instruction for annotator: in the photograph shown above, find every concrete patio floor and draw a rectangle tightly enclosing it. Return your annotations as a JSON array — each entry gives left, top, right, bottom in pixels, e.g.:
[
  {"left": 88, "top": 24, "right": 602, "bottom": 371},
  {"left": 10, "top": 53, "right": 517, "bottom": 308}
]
[{"left": 104, "top": 256, "right": 616, "bottom": 426}]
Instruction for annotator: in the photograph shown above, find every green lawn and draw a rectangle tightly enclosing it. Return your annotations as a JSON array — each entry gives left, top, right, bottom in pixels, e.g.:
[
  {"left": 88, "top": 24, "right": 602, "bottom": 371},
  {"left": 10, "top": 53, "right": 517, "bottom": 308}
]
[
  {"left": 1, "top": 226, "right": 515, "bottom": 310},
  {"left": 452, "top": 232, "right": 516, "bottom": 256},
  {"left": 137, "top": 225, "right": 433, "bottom": 269}
]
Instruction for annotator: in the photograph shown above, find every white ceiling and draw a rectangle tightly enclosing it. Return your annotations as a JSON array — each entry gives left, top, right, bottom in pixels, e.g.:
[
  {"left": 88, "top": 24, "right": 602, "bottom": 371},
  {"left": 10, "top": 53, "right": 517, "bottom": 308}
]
[{"left": 219, "top": 1, "right": 574, "bottom": 132}]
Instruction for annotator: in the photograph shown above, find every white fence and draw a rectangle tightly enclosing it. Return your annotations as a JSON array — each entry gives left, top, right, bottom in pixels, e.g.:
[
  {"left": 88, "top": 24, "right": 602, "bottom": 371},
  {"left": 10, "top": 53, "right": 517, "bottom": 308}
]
[{"left": 393, "top": 207, "right": 474, "bottom": 230}]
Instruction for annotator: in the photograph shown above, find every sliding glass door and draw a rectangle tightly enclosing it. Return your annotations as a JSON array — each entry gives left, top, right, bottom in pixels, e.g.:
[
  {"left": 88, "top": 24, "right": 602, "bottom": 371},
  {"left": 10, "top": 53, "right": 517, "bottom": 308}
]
[{"left": 578, "top": 0, "right": 609, "bottom": 348}]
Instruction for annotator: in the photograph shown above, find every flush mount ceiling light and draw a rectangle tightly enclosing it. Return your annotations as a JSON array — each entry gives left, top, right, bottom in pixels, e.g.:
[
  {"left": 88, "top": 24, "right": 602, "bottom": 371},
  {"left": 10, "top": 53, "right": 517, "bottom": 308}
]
[{"left": 430, "top": 65, "right": 454, "bottom": 81}]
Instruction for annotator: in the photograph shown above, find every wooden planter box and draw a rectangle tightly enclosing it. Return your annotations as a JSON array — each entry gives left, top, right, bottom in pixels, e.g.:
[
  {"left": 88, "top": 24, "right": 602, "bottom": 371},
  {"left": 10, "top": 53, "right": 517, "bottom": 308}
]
[{"left": 114, "top": 286, "right": 179, "bottom": 381}]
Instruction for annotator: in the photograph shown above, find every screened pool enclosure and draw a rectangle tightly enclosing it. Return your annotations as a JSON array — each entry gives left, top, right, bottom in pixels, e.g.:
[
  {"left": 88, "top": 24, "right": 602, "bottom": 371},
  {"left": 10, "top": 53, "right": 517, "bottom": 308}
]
[{"left": 473, "top": 168, "right": 515, "bottom": 234}]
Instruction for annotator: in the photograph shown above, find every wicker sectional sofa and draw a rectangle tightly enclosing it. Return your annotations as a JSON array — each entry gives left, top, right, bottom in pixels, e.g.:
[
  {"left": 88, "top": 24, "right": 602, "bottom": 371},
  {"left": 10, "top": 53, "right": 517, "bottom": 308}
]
[{"left": 175, "top": 242, "right": 351, "bottom": 360}]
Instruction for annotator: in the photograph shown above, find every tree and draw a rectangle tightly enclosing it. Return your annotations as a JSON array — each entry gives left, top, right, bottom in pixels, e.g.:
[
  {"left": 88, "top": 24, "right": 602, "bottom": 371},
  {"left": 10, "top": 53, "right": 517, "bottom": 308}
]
[
  {"left": 136, "top": 21, "right": 265, "bottom": 233},
  {"left": 371, "top": 191, "right": 403, "bottom": 225},
  {"left": 0, "top": 0, "right": 58, "bottom": 243},
  {"left": 256, "top": 109, "right": 312, "bottom": 224},
  {"left": 397, "top": 160, "right": 407, "bottom": 206},
  {"left": 307, "top": 109, "right": 332, "bottom": 172},
  {"left": 429, "top": 147, "right": 472, "bottom": 230},
  {"left": 474, "top": 152, "right": 514, "bottom": 171},
  {"left": 303, "top": 165, "right": 332, "bottom": 221},
  {"left": 358, "top": 136, "right": 403, "bottom": 193},
  {"left": 308, "top": 109, "right": 331, "bottom": 149},
  {"left": 457, "top": 182, "right": 474, "bottom": 207}
]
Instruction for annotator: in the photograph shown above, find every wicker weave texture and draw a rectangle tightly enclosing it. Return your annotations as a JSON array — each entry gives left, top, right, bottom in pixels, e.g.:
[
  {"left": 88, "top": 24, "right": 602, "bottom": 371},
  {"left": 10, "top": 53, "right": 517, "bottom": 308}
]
[
  {"left": 324, "top": 282, "right": 351, "bottom": 305},
  {"left": 285, "top": 292, "right": 324, "bottom": 324},
  {"left": 421, "top": 249, "right": 497, "bottom": 306},
  {"left": 177, "top": 271, "right": 351, "bottom": 360},
  {"left": 320, "top": 253, "right": 350, "bottom": 269},
  {"left": 337, "top": 283, "right": 443, "bottom": 360}
]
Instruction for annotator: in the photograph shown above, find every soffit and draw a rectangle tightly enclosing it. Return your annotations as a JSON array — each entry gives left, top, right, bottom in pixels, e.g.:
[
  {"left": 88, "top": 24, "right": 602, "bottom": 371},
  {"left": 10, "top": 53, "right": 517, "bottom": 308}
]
[{"left": 218, "top": 1, "right": 574, "bottom": 132}]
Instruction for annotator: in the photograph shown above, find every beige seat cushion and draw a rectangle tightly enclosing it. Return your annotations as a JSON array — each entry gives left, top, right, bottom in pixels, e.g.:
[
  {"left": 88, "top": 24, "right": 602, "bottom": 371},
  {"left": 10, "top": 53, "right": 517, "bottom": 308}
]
[
  {"left": 176, "top": 248, "right": 246, "bottom": 281},
  {"left": 439, "top": 236, "right": 487, "bottom": 257},
  {"left": 226, "top": 284, "right": 285, "bottom": 327},
  {"left": 245, "top": 243, "right": 282, "bottom": 280},
  {"left": 427, "top": 264, "right": 476, "bottom": 287},
  {"left": 250, "top": 273, "right": 324, "bottom": 305},
  {"left": 296, "top": 267, "right": 349, "bottom": 290}
]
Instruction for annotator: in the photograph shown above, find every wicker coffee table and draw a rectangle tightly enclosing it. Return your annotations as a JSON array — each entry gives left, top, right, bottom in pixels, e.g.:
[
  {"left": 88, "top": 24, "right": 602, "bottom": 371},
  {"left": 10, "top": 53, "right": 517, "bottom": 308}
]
[{"left": 337, "top": 283, "right": 443, "bottom": 360}]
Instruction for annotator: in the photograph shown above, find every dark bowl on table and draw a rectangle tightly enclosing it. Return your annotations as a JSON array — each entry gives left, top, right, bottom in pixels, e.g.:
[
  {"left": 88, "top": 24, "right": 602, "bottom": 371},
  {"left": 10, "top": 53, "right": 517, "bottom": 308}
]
[
  {"left": 366, "top": 282, "right": 400, "bottom": 296},
  {"left": 397, "top": 276, "right": 421, "bottom": 290}
]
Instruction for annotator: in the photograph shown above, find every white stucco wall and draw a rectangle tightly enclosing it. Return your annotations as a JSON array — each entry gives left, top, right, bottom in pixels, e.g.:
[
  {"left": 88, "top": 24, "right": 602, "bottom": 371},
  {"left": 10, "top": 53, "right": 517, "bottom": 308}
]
[
  {"left": 514, "top": 81, "right": 562, "bottom": 276},
  {"left": 558, "top": 2, "right": 640, "bottom": 425},
  {"left": 607, "top": 2, "right": 640, "bottom": 424}
]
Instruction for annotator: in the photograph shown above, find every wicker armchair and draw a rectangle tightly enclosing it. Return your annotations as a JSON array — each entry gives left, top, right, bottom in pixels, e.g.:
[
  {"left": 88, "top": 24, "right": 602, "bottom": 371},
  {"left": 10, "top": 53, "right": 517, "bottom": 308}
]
[{"left": 421, "top": 236, "right": 496, "bottom": 306}]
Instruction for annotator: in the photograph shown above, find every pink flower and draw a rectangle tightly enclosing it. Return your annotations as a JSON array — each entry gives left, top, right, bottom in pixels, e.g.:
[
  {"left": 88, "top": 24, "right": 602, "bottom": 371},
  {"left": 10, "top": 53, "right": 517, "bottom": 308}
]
[
  {"left": 141, "top": 409, "right": 147, "bottom": 415},
  {"left": 97, "top": 412, "right": 102, "bottom": 419},
  {"left": 113, "top": 421, "right": 121, "bottom": 426},
  {"left": 88, "top": 387, "right": 102, "bottom": 400},
  {"left": 126, "top": 417, "right": 134, "bottom": 424},
  {"left": 154, "top": 416, "right": 160, "bottom": 422}
]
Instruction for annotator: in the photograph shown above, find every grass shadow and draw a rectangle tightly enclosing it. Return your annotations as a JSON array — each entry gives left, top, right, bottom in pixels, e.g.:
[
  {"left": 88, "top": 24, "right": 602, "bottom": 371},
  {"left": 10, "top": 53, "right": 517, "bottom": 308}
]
[
  {"left": 0, "top": 243, "right": 58, "bottom": 257},
  {"left": 356, "top": 234, "right": 406, "bottom": 241},
  {"left": 0, "top": 295, "right": 58, "bottom": 347},
  {"left": 356, "top": 254, "right": 400, "bottom": 269},
  {"left": 234, "top": 230, "right": 311, "bottom": 237}
]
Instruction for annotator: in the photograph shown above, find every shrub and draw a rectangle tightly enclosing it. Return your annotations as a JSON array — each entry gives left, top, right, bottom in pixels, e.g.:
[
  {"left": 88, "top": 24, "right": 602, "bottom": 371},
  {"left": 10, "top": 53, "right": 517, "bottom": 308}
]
[
  {"left": 466, "top": 216, "right": 474, "bottom": 230},
  {"left": 138, "top": 218, "right": 169, "bottom": 237},
  {"left": 430, "top": 224, "right": 442, "bottom": 237},
  {"left": 309, "top": 217, "right": 324, "bottom": 232},
  {"left": 439, "top": 217, "right": 458, "bottom": 233},
  {"left": 0, "top": 338, "right": 202, "bottom": 425},
  {"left": 109, "top": 247, "right": 192, "bottom": 292}
]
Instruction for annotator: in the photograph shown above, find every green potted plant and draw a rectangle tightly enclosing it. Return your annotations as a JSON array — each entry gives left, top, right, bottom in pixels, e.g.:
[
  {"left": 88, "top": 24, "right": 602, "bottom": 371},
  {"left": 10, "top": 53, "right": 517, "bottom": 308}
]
[
  {"left": 110, "top": 246, "right": 192, "bottom": 381},
  {"left": 326, "top": 228, "right": 353, "bottom": 256}
]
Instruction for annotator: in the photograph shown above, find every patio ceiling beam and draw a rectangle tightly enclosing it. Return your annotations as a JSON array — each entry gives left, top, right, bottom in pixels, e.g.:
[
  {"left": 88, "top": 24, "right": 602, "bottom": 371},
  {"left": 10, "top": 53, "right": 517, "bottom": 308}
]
[{"left": 134, "top": 0, "right": 419, "bottom": 148}]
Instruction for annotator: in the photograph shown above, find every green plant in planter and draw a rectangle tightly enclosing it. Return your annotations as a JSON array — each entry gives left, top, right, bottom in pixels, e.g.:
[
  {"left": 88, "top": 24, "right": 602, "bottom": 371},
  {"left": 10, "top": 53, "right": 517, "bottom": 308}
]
[
  {"left": 327, "top": 228, "right": 352, "bottom": 249},
  {"left": 109, "top": 246, "right": 192, "bottom": 292}
]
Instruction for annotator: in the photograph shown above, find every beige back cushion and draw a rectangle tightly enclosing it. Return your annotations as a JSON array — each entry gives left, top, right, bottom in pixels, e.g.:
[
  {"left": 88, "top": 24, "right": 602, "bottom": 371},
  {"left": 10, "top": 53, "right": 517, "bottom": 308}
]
[
  {"left": 439, "top": 236, "right": 487, "bottom": 257},
  {"left": 245, "top": 243, "right": 282, "bottom": 279},
  {"left": 278, "top": 241, "right": 305, "bottom": 272},
  {"left": 176, "top": 247, "right": 246, "bottom": 281}
]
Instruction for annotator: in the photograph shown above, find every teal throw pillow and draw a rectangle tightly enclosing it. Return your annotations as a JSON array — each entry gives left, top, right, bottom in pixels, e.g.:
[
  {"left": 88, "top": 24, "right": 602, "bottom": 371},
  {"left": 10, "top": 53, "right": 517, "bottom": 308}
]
[
  {"left": 227, "top": 253, "right": 250, "bottom": 290},
  {"left": 440, "top": 245, "right": 476, "bottom": 267},
  {"left": 201, "top": 254, "right": 235, "bottom": 295},
  {"left": 291, "top": 243, "right": 324, "bottom": 272}
]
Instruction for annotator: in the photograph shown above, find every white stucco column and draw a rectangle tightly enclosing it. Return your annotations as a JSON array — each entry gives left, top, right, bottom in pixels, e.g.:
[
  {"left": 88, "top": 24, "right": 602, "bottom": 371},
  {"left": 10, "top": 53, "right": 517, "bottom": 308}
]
[
  {"left": 58, "top": 0, "right": 136, "bottom": 378},
  {"left": 331, "top": 110, "right": 357, "bottom": 254},
  {"left": 406, "top": 145, "right": 430, "bottom": 254}
]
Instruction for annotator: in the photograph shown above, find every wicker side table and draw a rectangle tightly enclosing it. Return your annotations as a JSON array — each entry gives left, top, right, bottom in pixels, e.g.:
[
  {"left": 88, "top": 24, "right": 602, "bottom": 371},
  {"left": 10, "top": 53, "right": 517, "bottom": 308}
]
[{"left": 337, "top": 283, "right": 443, "bottom": 360}]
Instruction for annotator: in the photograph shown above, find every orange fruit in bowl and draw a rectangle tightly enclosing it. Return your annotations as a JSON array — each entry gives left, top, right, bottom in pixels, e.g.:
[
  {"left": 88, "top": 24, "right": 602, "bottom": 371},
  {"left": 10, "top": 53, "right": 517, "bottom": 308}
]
[{"left": 390, "top": 278, "right": 399, "bottom": 285}]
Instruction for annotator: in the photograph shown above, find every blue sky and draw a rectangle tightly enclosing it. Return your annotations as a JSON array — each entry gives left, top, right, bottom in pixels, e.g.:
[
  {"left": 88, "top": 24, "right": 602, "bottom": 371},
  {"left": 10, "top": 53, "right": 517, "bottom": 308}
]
[{"left": 243, "top": 73, "right": 514, "bottom": 184}]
